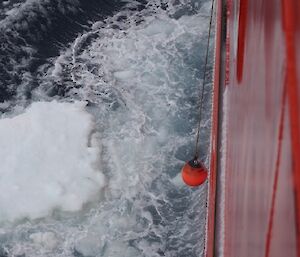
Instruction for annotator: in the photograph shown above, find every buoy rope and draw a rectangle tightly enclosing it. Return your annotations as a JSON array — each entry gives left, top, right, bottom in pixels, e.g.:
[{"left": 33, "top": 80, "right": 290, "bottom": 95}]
[{"left": 194, "top": 0, "right": 215, "bottom": 159}]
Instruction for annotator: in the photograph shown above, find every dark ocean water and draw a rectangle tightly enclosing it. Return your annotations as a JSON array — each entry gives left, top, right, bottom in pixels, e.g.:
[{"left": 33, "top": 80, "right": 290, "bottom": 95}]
[
  {"left": 0, "top": 0, "right": 213, "bottom": 256},
  {"left": 0, "top": 0, "right": 129, "bottom": 103}
]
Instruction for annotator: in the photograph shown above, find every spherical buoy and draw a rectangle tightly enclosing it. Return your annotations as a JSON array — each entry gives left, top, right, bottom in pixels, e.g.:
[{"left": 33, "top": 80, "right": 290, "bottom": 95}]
[{"left": 181, "top": 158, "right": 208, "bottom": 187}]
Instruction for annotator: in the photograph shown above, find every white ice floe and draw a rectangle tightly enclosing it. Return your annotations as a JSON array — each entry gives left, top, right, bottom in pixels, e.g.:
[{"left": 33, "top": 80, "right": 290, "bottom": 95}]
[{"left": 0, "top": 101, "right": 104, "bottom": 222}]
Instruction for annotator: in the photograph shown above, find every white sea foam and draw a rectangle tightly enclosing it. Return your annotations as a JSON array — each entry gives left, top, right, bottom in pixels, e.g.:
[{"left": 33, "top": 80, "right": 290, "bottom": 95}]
[
  {"left": 1, "top": 1, "right": 213, "bottom": 256},
  {"left": 0, "top": 101, "right": 104, "bottom": 222}
]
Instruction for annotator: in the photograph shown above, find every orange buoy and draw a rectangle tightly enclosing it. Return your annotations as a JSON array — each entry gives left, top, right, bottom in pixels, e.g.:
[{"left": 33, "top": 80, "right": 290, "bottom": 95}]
[{"left": 181, "top": 158, "right": 208, "bottom": 186}]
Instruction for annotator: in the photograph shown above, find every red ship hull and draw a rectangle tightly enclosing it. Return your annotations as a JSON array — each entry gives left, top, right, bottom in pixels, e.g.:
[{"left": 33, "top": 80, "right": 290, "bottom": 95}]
[{"left": 206, "top": 0, "right": 300, "bottom": 256}]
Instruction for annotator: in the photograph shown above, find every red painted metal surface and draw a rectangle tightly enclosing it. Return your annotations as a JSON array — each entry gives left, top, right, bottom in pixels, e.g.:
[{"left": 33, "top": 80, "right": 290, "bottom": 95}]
[
  {"left": 282, "top": 1, "right": 300, "bottom": 255},
  {"left": 209, "top": 0, "right": 300, "bottom": 256},
  {"left": 236, "top": 0, "right": 248, "bottom": 83},
  {"left": 205, "top": 0, "right": 222, "bottom": 256}
]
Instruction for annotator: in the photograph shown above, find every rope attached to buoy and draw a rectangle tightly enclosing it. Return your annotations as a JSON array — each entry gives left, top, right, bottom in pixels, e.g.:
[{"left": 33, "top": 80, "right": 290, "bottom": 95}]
[
  {"left": 182, "top": 0, "right": 215, "bottom": 187},
  {"left": 194, "top": 0, "right": 215, "bottom": 159}
]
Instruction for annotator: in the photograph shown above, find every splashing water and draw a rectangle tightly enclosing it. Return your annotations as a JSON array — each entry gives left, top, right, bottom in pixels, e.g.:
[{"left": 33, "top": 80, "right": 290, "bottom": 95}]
[{"left": 0, "top": 0, "right": 214, "bottom": 256}]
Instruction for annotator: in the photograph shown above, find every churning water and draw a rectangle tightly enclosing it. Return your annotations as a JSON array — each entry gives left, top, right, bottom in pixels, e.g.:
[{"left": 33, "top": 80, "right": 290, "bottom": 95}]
[{"left": 0, "top": 0, "right": 214, "bottom": 256}]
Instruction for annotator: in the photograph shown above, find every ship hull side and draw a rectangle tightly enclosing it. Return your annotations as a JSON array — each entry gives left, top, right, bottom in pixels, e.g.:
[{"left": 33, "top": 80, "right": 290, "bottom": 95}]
[{"left": 207, "top": 0, "right": 300, "bottom": 256}]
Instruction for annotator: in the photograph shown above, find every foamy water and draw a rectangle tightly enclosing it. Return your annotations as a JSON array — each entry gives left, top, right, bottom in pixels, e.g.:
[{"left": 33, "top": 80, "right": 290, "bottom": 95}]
[{"left": 0, "top": 0, "right": 213, "bottom": 256}]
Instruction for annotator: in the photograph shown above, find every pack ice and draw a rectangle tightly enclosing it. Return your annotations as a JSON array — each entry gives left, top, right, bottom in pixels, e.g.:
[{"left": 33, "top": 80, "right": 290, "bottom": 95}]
[{"left": 0, "top": 101, "right": 104, "bottom": 222}]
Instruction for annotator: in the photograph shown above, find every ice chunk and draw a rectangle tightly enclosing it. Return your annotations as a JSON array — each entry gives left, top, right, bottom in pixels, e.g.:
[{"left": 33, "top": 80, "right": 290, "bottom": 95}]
[
  {"left": 29, "top": 232, "right": 59, "bottom": 250},
  {"left": 114, "top": 70, "right": 136, "bottom": 80},
  {"left": 74, "top": 235, "right": 104, "bottom": 257},
  {"left": 0, "top": 101, "right": 105, "bottom": 222},
  {"left": 141, "top": 18, "right": 175, "bottom": 36}
]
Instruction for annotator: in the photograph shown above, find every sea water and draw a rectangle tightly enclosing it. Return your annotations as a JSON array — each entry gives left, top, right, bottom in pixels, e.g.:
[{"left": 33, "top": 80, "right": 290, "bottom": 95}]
[{"left": 0, "top": 0, "right": 213, "bottom": 256}]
